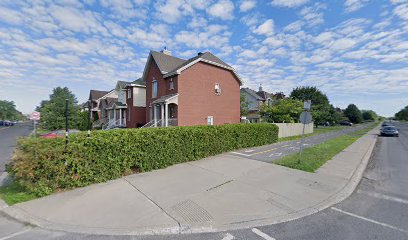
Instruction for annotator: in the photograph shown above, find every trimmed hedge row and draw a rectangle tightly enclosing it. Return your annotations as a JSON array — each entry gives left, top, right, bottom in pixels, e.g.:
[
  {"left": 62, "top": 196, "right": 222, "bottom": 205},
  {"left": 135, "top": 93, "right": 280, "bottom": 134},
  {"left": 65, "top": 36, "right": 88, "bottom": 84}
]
[{"left": 8, "top": 123, "right": 278, "bottom": 196}]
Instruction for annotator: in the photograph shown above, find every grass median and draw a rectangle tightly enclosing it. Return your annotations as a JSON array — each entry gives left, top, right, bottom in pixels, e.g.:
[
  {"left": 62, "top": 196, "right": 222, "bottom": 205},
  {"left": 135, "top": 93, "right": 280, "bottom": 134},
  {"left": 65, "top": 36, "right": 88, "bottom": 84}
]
[
  {"left": 274, "top": 123, "right": 378, "bottom": 172},
  {"left": 0, "top": 181, "right": 37, "bottom": 205},
  {"left": 278, "top": 125, "right": 346, "bottom": 143}
]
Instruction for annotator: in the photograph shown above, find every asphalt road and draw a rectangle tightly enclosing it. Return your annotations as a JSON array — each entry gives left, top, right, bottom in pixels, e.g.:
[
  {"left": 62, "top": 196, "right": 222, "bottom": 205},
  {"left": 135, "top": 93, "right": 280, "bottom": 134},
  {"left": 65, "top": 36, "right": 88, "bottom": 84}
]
[
  {"left": 229, "top": 123, "right": 372, "bottom": 162},
  {"left": 0, "top": 122, "right": 33, "bottom": 173},
  {"left": 0, "top": 122, "right": 407, "bottom": 240}
]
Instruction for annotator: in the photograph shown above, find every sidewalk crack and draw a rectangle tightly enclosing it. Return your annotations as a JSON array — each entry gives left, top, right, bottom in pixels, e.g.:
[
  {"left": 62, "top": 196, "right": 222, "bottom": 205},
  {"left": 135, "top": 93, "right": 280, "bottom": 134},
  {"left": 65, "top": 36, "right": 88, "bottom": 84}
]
[{"left": 122, "top": 178, "right": 182, "bottom": 232}]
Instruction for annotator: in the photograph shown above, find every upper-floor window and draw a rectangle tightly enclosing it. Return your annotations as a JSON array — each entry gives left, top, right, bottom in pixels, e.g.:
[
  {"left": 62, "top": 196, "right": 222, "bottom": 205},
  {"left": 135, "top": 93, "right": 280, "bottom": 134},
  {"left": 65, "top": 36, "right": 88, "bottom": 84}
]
[
  {"left": 169, "top": 78, "right": 174, "bottom": 90},
  {"left": 215, "top": 83, "right": 221, "bottom": 95},
  {"left": 127, "top": 88, "right": 131, "bottom": 99},
  {"left": 152, "top": 79, "right": 158, "bottom": 98}
]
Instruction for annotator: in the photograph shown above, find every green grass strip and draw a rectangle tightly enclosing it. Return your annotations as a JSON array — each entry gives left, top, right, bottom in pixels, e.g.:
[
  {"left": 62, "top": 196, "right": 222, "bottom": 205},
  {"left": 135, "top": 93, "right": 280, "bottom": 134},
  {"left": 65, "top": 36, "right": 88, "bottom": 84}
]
[
  {"left": 0, "top": 181, "right": 38, "bottom": 205},
  {"left": 274, "top": 123, "right": 378, "bottom": 172}
]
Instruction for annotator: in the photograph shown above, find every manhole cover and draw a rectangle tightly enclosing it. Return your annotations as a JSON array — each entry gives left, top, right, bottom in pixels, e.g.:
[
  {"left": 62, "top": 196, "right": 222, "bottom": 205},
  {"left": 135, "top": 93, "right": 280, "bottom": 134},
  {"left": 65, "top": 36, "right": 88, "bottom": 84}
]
[{"left": 172, "top": 199, "right": 213, "bottom": 223}]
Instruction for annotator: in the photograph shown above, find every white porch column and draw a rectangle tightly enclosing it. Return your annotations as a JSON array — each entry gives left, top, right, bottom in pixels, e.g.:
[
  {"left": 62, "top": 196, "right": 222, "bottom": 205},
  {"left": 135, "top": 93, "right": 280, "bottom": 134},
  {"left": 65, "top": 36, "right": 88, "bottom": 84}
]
[
  {"left": 113, "top": 109, "right": 116, "bottom": 123},
  {"left": 119, "top": 109, "right": 122, "bottom": 126},
  {"left": 161, "top": 103, "right": 164, "bottom": 126},
  {"left": 154, "top": 105, "right": 157, "bottom": 127},
  {"left": 165, "top": 103, "right": 168, "bottom": 127}
]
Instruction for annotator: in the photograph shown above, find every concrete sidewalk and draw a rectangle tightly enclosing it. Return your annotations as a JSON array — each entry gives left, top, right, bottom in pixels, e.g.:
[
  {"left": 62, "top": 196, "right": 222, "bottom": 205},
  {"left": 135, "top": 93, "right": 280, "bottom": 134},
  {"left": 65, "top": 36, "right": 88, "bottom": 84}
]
[{"left": 1, "top": 127, "right": 379, "bottom": 236}]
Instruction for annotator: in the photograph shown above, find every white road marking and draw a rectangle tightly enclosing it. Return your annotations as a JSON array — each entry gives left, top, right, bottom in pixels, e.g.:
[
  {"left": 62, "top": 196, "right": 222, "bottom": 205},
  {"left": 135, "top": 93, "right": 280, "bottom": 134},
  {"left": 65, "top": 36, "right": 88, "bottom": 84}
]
[
  {"left": 221, "top": 233, "right": 235, "bottom": 240},
  {"left": 251, "top": 228, "right": 276, "bottom": 240},
  {"left": 245, "top": 149, "right": 255, "bottom": 153},
  {"left": 0, "top": 228, "right": 31, "bottom": 240},
  {"left": 331, "top": 207, "right": 408, "bottom": 234},
  {"left": 231, "top": 151, "right": 251, "bottom": 157},
  {"left": 269, "top": 152, "right": 282, "bottom": 157},
  {"left": 357, "top": 190, "right": 408, "bottom": 205},
  {"left": 281, "top": 145, "right": 290, "bottom": 148}
]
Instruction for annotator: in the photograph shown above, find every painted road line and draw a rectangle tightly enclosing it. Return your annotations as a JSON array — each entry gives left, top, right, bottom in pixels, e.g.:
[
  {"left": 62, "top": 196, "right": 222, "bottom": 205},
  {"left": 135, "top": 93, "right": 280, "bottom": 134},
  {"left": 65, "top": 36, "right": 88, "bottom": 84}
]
[
  {"left": 0, "top": 228, "right": 32, "bottom": 240},
  {"left": 230, "top": 152, "right": 252, "bottom": 157},
  {"left": 245, "top": 149, "right": 255, "bottom": 153},
  {"left": 221, "top": 233, "right": 235, "bottom": 240},
  {"left": 331, "top": 207, "right": 408, "bottom": 234},
  {"left": 251, "top": 228, "right": 276, "bottom": 240},
  {"left": 269, "top": 152, "right": 282, "bottom": 157},
  {"left": 248, "top": 148, "right": 277, "bottom": 156},
  {"left": 357, "top": 190, "right": 408, "bottom": 205}
]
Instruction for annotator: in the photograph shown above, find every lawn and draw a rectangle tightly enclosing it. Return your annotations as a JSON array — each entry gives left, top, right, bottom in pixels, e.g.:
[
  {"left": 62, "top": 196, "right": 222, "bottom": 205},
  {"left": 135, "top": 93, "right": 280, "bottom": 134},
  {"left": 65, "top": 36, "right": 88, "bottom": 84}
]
[
  {"left": 274, "top": 123, "right": 378, "bottom": 172},
  {"left": 278, "top": 125, "right": 347, "bottom": 143},
  {"left": 0, "top": 181, "right": 38, "bottom": 205}
]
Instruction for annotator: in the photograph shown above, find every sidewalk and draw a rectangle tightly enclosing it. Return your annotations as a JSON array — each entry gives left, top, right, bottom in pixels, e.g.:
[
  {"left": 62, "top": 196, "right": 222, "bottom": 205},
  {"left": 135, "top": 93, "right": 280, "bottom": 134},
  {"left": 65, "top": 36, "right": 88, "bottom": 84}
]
[{"left": 1, "top": 127, "right": 379, "bottom": 236}]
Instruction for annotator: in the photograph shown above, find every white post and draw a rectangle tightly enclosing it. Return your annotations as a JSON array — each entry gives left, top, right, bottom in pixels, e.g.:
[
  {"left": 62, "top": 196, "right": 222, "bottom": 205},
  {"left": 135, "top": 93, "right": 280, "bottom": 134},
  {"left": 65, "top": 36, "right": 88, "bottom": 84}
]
[
  {"left": 161, "top": 104, "right": 164, "bottom": 127},
  {"left": 154, "top": 105, "right": 157, "bottom": 127},
  {"left": 113, "top": 109, "right": 116, "bottom": 124},
  {"left": 119, "top": 109, "right": 122, "bottom": 126},
  {"left": 165, "top": 103, "right": 169, "bottom": 127}
]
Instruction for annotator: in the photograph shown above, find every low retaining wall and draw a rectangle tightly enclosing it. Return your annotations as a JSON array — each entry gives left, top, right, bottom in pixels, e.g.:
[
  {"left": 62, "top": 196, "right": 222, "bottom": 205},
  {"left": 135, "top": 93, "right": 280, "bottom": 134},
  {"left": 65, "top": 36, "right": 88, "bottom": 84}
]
[{"left": 273, "top": 123, "right": 314, "bottom": 138}]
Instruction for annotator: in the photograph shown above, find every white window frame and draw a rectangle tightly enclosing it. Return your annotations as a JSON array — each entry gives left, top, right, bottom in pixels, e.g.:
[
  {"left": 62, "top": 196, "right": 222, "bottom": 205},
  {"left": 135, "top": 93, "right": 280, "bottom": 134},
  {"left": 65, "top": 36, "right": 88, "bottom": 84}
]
[
  {"left": 169, "top": 78, "right": 174, "bottom": 90},
  {"left": 127, "top": 88, "right": 131, "bottom": 99},
  {"left": 215, "top": 83, "right": 221, "bottom": 95},
  {"left": 152, "top": 79, "right": 158, "bottom": 98},
  {"left": 207, "top": 116, "right": 214, "bottom": 126}
]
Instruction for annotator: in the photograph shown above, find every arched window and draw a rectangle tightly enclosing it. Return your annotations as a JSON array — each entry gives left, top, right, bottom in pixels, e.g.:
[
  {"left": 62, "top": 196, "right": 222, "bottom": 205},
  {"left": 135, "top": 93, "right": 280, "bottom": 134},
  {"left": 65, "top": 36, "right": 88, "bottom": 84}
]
[{"left": 152, "top": 78, "right": 158, "bottom": 98}]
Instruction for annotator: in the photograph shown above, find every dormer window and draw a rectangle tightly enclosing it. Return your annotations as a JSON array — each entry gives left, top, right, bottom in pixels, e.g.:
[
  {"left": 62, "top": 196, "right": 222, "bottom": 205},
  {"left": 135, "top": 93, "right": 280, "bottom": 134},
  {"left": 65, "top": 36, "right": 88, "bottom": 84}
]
[
  {"left": 152, "top": 79, "right": 157, "bottom": 98},
  {"left": 215, "top": 83, "right": 221, "bottom": 95},
  {"left": 169, "top": 78, "right": 174, "bottom": 90}
]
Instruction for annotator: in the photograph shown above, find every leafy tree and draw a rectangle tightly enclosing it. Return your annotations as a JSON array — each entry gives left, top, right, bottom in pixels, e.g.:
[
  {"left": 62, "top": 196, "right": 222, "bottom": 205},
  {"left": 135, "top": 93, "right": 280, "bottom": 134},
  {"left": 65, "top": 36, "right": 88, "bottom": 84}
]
[
  {"left": 240, "top": 93, "right": 249, "bottom": 116},
  {"left": 0, "top": 100, "right": 25, "bottom": 120},
  {"left": 40, "top": 87, "right": 86, "bottom": 130},
  {"left": 361, "top": 110, "right": 378, "bottom": 121},
  {"left": 290, "top": 86, "right": 329, "bottom": 106},
  {"left": 344, "top": 104, "right": 363, "bottom": 123},
  {"left": 260, "top": 98, "right": 303, "bottom": 123},
  {"left": 395, "top": 106, "right": 408, "bottom": 120}
]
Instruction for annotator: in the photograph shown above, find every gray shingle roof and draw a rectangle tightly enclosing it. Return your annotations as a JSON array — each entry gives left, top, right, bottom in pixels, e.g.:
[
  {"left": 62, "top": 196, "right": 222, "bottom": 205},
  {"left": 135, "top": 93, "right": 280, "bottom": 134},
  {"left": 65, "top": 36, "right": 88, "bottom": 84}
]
[
  {"left": 151, "top": 51, "right": 185, "bottom": 73},
  {"left": 89, "top": 90, "right": 109, "bottom": 101},
  {"left": 132, "top": 77, "right": 145, "bottom": 86},
  {"left": 241, "top": 88, "right": 265, "bottom": 101}
]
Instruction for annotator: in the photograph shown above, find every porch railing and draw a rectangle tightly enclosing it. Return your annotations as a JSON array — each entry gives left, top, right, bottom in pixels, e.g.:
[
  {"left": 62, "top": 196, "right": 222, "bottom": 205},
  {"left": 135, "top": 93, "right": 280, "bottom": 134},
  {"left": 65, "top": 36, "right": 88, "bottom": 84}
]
[{"left": 102, "top": 118, "right": 126, "bottom": 130}]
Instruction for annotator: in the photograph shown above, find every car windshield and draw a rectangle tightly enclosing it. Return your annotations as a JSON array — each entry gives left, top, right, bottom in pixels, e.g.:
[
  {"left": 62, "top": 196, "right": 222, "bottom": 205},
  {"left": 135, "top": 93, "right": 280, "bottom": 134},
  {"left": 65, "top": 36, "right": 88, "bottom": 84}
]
[{"left": 383, "top": 126, "right": 396, "bottom": 130}]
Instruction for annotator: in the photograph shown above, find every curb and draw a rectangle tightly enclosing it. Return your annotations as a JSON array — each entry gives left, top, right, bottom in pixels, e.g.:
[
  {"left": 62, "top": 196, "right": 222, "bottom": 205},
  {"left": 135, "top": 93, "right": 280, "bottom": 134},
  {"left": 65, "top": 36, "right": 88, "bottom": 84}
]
[{"left": 0, "top": 128, "right": 379, "bottom": 236}]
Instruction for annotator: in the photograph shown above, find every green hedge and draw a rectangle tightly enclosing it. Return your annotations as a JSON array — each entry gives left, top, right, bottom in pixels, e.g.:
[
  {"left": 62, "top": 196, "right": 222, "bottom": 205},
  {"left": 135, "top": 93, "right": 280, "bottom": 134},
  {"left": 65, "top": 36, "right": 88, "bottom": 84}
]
[{"left": 8, "top": 123, "right": 278, "bottom": 196}]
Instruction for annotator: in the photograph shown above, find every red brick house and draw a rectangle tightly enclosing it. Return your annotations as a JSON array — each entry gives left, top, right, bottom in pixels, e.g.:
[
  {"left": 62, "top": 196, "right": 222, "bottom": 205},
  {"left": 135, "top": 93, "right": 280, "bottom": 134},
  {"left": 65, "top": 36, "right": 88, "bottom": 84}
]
[
  {"left": 141, "top": 49, "right": 242, "bottom": 127},
  {"left": 125, "top": 78, "right": 146, "bottom": 128}
]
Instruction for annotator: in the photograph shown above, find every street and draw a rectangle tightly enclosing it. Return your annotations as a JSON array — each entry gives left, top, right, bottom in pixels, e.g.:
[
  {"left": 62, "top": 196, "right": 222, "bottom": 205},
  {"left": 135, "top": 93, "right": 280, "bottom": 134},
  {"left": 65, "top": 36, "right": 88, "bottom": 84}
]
[{"left": 0, "top": 122, "right": 407, "bottom": 239}]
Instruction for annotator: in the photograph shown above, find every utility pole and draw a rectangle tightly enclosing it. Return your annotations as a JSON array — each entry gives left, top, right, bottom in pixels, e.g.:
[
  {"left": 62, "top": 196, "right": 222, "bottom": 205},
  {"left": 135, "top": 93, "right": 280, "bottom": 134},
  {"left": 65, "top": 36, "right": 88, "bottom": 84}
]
[{"left": 65, "top": 98, "right": 69, "bottom": 149}]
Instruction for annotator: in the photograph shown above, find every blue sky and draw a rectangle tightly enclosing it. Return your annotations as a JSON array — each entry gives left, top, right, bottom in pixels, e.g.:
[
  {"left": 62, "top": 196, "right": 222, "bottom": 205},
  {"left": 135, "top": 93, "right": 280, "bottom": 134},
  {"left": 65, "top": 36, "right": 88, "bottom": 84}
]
[{"left": 0, "top": 0, "right": 407, "bottom": 117}]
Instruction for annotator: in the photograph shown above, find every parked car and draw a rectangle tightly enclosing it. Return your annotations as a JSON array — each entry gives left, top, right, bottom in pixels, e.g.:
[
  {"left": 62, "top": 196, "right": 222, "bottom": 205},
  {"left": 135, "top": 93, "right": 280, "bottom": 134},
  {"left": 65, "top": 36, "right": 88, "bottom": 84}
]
[
  {"left": 380, "top": 126, "right": 399, "bottom": 137},
  {"left": 3, "top": 120, "right": 14, "bottom": 126},
  {"left": 339, "top": 120, "right": 353, "bottom": 126},
  {"left": 0, "top": 120, "right": 3, "bottom": 126}
]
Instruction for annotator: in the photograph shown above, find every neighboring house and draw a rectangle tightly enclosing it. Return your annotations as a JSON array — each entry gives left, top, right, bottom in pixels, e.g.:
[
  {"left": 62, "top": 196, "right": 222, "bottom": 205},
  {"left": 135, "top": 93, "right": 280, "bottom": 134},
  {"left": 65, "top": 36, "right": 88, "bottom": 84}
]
[
  {"left": 104, "top": 81, "right": 131, "bottom": 129},
  {"left": 240, "top": 85, "right": 274, "bottom": 123},
  {"left": 89, "top": 90, "right": 109, "bottom": 119},
  {"left": 125, "top": 78, "right": 146, "bottom": 128},
  {"left": 141, "top": 49, "right": 242, "bottom": 127}
]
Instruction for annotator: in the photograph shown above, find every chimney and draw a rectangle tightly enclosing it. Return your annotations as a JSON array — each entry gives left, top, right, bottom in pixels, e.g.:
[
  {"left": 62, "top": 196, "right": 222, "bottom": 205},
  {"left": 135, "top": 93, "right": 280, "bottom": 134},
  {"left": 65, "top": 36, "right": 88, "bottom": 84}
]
[
  {"left": 197, "top": 52, "right": 203, "bottom": 56},
  {"left": 259, "top": 84, "right": 263, "bottom": 92},
  {"left": 161, "top": 46, "right": 171, "bottom": 55}
]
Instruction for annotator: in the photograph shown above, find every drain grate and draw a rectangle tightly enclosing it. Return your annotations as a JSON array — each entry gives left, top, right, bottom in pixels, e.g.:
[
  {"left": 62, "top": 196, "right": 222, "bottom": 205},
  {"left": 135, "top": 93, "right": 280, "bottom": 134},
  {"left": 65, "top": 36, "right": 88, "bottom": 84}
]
[{"left": 172, "top": 199, "right": 213, "bottom": 223}]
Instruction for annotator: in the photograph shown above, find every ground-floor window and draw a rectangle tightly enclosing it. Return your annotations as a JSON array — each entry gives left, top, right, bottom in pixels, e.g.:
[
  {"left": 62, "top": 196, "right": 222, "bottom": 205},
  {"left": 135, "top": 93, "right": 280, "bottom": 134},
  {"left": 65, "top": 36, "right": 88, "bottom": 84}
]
[{"left": 207, "top": 116, "right": 214, "bottom": 125}]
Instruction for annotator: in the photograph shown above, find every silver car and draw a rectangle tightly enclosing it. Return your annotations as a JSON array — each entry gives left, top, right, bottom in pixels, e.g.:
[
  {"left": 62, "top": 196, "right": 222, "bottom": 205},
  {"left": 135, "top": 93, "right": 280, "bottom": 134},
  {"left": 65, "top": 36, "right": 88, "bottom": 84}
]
[{"left": 380, "top": 126, "right": 399, "bottom": 137}]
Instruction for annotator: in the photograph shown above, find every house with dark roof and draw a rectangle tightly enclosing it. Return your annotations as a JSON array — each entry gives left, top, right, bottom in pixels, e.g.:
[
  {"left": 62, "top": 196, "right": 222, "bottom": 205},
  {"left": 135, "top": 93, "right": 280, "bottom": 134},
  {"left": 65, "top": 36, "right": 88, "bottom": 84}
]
[
  {"left": 89, "top": 90, "right": 109, "bottom": 119},
  {"left": 240, "top": 85, "right": 274, "bottom": 123},
  {"left": 141, "top": 49, "right": 242, "bottom": 127}
]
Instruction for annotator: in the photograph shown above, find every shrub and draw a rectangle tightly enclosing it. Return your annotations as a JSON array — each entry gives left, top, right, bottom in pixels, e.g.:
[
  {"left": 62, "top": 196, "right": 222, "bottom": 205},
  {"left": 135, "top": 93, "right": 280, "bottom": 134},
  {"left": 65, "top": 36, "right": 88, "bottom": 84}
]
[{"left": 8, "top": 124, "right": 278, "bottom": 196}]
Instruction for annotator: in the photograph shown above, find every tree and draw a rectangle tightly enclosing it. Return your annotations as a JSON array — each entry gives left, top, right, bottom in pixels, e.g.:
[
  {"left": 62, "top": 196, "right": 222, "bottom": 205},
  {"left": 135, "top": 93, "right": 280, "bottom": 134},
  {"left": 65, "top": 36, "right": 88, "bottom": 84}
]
[
  {"left": 361, "top": 110, "right": 378, "bottom": 121},
  {"left": 260, "top": 98, "right": 303, "bottom": 123},
  {"left": 395, "top": 106, "right": 408, "bottom": 120},
  {"left": 240, "top": 93, "right": 249, "bottom": 116},
  {"left": 344, "top": 104, "right": 363, "bottom": 123},
  {"left": 290, "top": 86, "right": 329, "bottom": 106},
  {"left": 40, "top": 87, "right": 85, "bottom": 130},
  {"left": 0, "top": 100, "right": 25, "bottom": 120}
]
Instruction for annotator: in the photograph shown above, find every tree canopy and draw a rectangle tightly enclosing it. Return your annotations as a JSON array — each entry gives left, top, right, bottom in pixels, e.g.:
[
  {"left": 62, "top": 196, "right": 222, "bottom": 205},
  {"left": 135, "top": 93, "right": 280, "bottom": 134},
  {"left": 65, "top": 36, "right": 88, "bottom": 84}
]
[
  {"left": 290, "top": 86, "right": 329, "bottom": 106},
  {"left": 0, "top": 100, "right": 25, "bottom": 120},
  {"left": 395, "top": 106, "right": 408, "bottom": 121},
  {"left": 37, "top": 87, "right": 87, "bottom": 130},
  {"left": 344, "top": 104, "right": 363, "bottom": 123},
  {"left": 260, "top": 98, "right": 303, "bottom": 123}
]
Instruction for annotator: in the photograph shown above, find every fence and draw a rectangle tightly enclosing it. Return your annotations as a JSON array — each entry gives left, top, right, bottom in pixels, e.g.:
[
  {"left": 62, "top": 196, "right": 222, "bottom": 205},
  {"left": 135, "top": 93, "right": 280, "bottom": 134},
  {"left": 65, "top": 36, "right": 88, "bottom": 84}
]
[{"left": 273, "top": 123, "right": 314, "bottom": 138}]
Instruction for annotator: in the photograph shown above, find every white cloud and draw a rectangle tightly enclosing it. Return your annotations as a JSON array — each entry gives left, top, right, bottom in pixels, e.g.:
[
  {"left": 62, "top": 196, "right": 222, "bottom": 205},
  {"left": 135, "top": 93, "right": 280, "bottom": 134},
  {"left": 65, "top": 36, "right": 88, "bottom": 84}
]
[
  {"left": 394, "top": 3, "right": 408, "bottom": 20},
  {"left": 263, "top": 36, "right": 283, "bottom": 47},
  {"left": 0, "top": 7, "right": 23, "bottom": 25},
  {"left": 300, "top": 3, "right": 325, "bottom": 27},
  {"left": 344, "top": 0, "right": 369, "bottom": 13},
  {"left": 331, "top": 38, "right": 357, "bottom": 51},
  {"left": 254, "top": 19, "right": 274, "bottom": 35},
  {"left": 284, "top": 20, "right": 304, "bottom": 32},
  {"left": 270, "top": 0, "right": 308, "bottom": 8},
  {"left": 314, "top": 32, "right": 334, "bottom": 44},
  {"left": 240, "top": 0, "right": 256, "bottom": 12},
  {"left": 207, "top": 0, "right": 235, "bottom": 20}
]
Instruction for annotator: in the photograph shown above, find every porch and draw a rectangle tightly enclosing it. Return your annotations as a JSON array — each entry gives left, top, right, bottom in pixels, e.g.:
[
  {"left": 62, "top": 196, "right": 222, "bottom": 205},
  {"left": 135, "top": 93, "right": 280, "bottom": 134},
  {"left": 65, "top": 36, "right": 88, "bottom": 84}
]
[
  {"left": 144, "top": 94, "right": 178, "bottom": 128},
  {"left": 104, "top": 103, "right": 127, "bottom": 130}
]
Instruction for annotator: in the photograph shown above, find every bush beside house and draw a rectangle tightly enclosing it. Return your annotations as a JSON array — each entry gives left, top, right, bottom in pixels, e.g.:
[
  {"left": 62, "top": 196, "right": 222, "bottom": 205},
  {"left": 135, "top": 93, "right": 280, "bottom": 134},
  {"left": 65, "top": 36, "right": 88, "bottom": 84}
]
[{"left": 8, "top": 124, "right": 278, "bottom": 196}]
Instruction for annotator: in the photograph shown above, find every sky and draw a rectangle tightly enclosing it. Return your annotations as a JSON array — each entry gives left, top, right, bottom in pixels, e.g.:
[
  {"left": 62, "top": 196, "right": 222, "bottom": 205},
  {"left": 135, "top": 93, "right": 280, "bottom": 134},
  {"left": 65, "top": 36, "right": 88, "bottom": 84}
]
[{"left": 0, "top": 0, "right": 407, "bottom": 117}]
